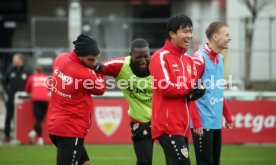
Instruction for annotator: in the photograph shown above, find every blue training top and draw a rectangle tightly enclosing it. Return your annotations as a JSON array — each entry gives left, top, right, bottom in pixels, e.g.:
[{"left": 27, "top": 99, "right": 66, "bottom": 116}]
[{"left": 194, "top": 48, "right": 225, "bottom": 129}]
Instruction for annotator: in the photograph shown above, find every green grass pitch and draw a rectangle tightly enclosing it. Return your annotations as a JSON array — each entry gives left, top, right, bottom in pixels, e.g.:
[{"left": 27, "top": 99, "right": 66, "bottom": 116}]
[{"left": 0, "top": 144, "right": 276, "bottom": 165}]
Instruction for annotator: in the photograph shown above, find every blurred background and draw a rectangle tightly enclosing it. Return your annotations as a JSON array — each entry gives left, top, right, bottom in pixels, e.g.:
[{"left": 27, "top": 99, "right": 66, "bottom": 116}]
[
  {"left": 0, "top": 0, "right": 276, "bottom": 164},
  {"left": 0, "top": 0, "right": 276, "bottom": 165},
  {"left": 0, "top": 0, "right": 275, "bottom": 90}
]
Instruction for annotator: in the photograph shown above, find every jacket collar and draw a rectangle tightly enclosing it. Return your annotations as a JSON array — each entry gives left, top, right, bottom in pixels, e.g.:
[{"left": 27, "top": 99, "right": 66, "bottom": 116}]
[
  {"left": 203, "top": 43, "right": 218, "bottom": 57},
  {"left": 163, "top": 39, "right": 187, "bottom": 56},
  {"left": 69, "top": 50, "right": 82, "bottom": 64}
]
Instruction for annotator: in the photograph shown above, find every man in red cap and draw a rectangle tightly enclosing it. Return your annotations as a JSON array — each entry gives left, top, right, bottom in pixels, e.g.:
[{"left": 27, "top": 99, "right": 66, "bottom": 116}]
[{"left": 47, "top": 34, "right": 106, "bottom": 165}]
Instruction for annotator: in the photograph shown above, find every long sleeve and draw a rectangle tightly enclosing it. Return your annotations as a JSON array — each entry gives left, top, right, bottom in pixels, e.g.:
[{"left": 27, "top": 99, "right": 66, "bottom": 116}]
[
  {"left": 25, "top": 75, "right": 33, "bottom": 94},
  {"left": 103, "top": 57, "right": 125, "bottom": 78},
  {"left": 91, "top": 72, "right": 106, "bottom": 95},
  {"left": 2, "top": 68, "right": 11, "bottom": 92},
  {"left": 189, "top": 101, "right": 202, "bottom": 128},
  {"left": 149, "top": 53, "right": 192, "bottom": 98},
  {"left": 189, "top": 59, "right": 202, "bottom": 128},
  {"left": 192, "top": 53, "right": 205, "bottom": 80},
  {"left": 223, "top": 99, "right": 233, "bottom": 123},
  {"left": 83, "top": 70, "right": 106, "bottom": 96}
]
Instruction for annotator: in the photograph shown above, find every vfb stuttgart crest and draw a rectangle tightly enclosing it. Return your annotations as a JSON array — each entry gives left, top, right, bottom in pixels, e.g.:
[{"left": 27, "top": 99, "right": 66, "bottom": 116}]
[{"left": 95, "top": 106, "right": 122, "bottom": 136}]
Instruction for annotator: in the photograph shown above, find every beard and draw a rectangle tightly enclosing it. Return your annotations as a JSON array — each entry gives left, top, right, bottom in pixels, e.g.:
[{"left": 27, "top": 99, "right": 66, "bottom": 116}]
[{"left": 130, "top": 60, "right": 150, "bottom": 77}]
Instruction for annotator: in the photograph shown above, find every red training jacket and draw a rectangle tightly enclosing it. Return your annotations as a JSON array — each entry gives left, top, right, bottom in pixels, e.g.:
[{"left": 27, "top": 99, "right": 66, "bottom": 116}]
[
  {"left": 47, "top": 51, "right": 106, "bottom": 138},
  {"left": 25, "top": 72, "right": 49, "bottom": 102},
  {"left": 103, "top": 57, "right": 125, "bottom": 78},
  {"left": 149, "top": 39, "right": 201, "bottom": 139}
]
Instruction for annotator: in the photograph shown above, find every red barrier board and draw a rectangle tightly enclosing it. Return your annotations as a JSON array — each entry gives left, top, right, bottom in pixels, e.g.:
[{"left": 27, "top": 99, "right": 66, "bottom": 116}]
[
  {"left": 85, "top": 99, "right": 131, "bottom": 144},
  {"left": 222, "top": 100, "right": 276, "bottom": 144},
  {"left": 15, "top": 98, "right": 131, "bottom": 144},
  {"left": 15, "top": 99, "right": 276, "bottom": 144},
  {"left": 15, "top": 99, "right": 51, "bottom": 144}
]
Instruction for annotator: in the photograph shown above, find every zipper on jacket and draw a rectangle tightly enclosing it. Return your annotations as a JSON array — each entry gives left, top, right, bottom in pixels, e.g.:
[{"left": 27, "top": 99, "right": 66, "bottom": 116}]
[
  {"left": 184, "top": 97, "right": 190, "bottom": 135},
  {"left": 166, "top": 108, "right": 169, "bottom": 127},
  {"left": 180, "top": 55, "right": 190, "bottom": 135},
  {"left": 180, "top": 55, "right": 185, "bottom": 79}
]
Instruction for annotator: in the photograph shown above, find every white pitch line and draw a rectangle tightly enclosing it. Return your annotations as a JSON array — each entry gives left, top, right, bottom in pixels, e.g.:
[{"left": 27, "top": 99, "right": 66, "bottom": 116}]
[
  {"left": 91, "top": 157, "right": 166, "bottom": 161},
  {"left": 221, "top": 157, "right": 276, "bottom": 161}
]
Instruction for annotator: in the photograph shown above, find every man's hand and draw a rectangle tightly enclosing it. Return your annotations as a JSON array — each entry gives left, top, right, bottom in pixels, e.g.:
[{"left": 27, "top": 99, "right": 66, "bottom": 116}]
[
  {"left": 225, "top": 122, "right": 233, "bottom": 130},
  {"left": 193, "top": 127, "right": 204, "bottom": 136},
  {"left": 187, "top": 83, "right": 206, "bottom": 101},
  {"left": 94, "top": 62, "right": 104, "bottom": 72}
]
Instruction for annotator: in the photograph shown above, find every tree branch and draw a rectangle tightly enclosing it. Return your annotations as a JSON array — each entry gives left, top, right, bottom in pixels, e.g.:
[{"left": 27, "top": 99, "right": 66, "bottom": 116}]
[
  {"left": 257, "top": 0, "right": 272, "bottom": 11},
  {"left": 244, "top": 0, "right": 252, "bottom": 12},
  {"left": 242, "top": 0, "right": 272, "bottom": 12},
  {"left": 241, "top": 0, "right": 272, "bottom": 20}
]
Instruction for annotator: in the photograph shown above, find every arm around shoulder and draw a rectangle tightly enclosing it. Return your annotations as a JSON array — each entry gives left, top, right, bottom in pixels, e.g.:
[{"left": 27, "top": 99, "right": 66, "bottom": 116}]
[{"left": 102, "top": 57, "right": 125, "bottom": 77}]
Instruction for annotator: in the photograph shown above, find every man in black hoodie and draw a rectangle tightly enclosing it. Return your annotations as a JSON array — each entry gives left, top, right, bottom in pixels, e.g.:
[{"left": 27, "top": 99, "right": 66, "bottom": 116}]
[{"left": 2, "top": 53, "right": 31, "bottom": 143}]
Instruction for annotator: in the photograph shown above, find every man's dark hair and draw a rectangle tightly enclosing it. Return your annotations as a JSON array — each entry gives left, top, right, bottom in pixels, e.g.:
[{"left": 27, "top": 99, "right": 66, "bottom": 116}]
[
  {"left": 206, "top": 22, "right": 228, "bottom": 40},
  {"left": 130, "top": 38, "right": 149, "bottom": 52},
  {"left": 167, "top": 14, "right": 193, "bottom": 38}
]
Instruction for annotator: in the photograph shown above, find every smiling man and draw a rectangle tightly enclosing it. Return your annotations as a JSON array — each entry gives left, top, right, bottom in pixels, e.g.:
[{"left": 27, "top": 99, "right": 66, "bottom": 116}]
[
  {"left": 149, "top": 14, "right": 199, "bottom": 165},
  {"left": 100, "top": 38, "right": 153, "bottom": 165},
  {"left": 190, "top": 22, "right": 233, "bottom": 165}
]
